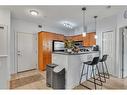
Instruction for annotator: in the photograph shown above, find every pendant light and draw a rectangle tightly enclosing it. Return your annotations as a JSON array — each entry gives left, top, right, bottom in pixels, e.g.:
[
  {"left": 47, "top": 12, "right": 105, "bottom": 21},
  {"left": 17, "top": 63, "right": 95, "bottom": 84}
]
[
  {"left": 94, "top": 16, "right": 98, "bottom": 39},
  {"left": 82, "top": 7, "right": 87, "bottom": 37}
]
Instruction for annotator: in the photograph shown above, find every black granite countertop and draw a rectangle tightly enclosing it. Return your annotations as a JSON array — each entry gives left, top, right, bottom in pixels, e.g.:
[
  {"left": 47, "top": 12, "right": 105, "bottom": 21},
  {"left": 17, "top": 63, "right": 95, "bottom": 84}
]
[{"left": 52, "top": 51, "right": 99, "bottom": 55}]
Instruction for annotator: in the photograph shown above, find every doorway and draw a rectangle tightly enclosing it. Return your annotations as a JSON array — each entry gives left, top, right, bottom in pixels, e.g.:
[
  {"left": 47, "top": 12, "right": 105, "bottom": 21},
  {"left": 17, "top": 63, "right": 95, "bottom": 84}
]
[
  {"left": 121, "top": 27, "right": 127, "bottom": 78},
  {"left": 17, "top": 32, "right": 37, "bottom": 72},
  {"left": 102, "top": 31, "right": 115, "bottom": 76}
]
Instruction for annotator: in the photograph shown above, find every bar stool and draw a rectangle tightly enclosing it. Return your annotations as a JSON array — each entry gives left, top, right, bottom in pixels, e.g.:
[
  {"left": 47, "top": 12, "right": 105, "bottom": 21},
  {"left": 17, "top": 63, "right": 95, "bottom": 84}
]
[
  {"left": 79, "top": 57, "right": 103, "bottom": 89},
  {"left": 99, "top": 55, "right": 110, "bottom": 82}
]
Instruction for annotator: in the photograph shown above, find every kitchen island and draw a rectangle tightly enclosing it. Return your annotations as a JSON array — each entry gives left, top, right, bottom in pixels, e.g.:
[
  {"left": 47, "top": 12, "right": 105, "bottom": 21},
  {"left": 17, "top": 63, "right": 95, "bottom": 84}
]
[{"left": 52, "top": 51, "right": 99, "bottom": 89}]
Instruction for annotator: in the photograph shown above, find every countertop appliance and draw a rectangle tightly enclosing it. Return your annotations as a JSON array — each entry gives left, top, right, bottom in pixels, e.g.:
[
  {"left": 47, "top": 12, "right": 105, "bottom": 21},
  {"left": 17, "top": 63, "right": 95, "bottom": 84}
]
[{"left": 91, "top": 45, "right": 99, "bottom": 51}]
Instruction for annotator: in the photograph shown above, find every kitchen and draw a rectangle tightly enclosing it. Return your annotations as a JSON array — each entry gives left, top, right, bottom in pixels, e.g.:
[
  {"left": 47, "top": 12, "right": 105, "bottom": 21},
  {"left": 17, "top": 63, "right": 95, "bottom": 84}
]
[
  {"left": 0, "top": 5, "right": 127, "bottom": 89},
  {"left": 38, "top": 31, "right": 99, "bottom": 89}
]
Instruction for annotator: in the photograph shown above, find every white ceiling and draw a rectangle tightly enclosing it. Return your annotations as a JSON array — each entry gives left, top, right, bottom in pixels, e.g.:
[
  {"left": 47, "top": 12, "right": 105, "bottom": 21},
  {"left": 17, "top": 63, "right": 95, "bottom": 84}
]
[{"left": 1, "top": 6, "right": 127, "bottom": 30}]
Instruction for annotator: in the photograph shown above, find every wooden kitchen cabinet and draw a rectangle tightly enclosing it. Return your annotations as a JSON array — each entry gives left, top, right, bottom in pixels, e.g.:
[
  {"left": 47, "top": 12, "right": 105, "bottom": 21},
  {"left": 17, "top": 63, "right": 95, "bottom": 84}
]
[
  {"left": 65, "top": 36, "right": 73, "bottom": 40},
  {"left": 65, "top": 32, "right": 96, "bottom": 46},
  {"left": 83, "top": 33, "right": 90, "bottom": 46},
  {"left": 83, "top": 32, "right": 96, "bottom": 46},
  {"left": 56, "top": 34, "right": 65, "bottom": 41},
  {"left": 38, "top": 31, "right": 64, "bottom": 71},
  {"left": 89, "top": 32, "right": 96, "bottom": 46},
  {"left": 38, "top": 32, "right": 43, "bottom": 71},
  {"left": 75, "top": 35, "right": 83, "bottom": 41},
  {"left": 65, "top": 35, "right": 83, "bottom": 41},
  {"left": 38, "top": 31, "right": 96, "bottom": 71}
]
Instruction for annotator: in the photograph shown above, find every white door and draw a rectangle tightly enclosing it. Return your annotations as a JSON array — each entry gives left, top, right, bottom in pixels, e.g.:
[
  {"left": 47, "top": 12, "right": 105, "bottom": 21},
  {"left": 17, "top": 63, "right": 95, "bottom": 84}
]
[
  {"left": 102, "top": 31, "right": 115, "bottom": 75},
  {"left": 17, "top": 32, "right": 36, "bottom": 72},
  {"left": 123, "top": 28, "right": 127, "bottom": 77}
]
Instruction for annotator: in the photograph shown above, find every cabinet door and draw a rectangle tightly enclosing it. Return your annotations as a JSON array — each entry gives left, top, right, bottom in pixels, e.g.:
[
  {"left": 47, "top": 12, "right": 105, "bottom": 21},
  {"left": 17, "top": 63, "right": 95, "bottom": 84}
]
[
  {"left": 65, "top": 36, "right": 73, "bottom": 40},
  {"left": 74, "top": 36, "right": 78, "bottom": 41},
  {"left": 38, "top": 32, "right": 49, "bottom": 71},
  {"left": 45, "top": 33, "right": 52, "bottom": 66},
  {"left": 83, "top": 34, "right": 90, "bottom": 46},
  {"left": 83, "top": 32, "right": 96, "bottom": 46},
  {"left": 77, "top": 35, "right": 83, "bottom": 41},
  {"left": 59, "top": 35, "right": 64, "bottom": 41},
  {"left": 89, "top": 32, "right": 96, "bottom": 46},
  {"left": 38, "top": 32, "right": 43, "bottom": 70},
  {"left": 57, "top": 34, "right": 64, "bottom": 41},
  {"left": 71, "top": 35, "right": 83, "bottom": 41},
  {"left": 42, "top": 32, "right": 48, "bottom": 70}
]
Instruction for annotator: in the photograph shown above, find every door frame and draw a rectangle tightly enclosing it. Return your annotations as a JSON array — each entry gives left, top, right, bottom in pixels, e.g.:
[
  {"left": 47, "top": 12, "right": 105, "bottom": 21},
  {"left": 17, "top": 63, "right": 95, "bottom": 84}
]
[
  {"left": 121, "top": 26, "right": 127, "bottom": 78},
  {"left": 102, "top": 30, "right": 116, "bottom": 76},
  {"left": 14, "top": 32, "right": 38, "bottom": 73},
  {"left": 122, "top": 29, "right": 124, "bottom": 78},
  {"left": 119, "top": 26, "right": 127, "bottom": 78}
]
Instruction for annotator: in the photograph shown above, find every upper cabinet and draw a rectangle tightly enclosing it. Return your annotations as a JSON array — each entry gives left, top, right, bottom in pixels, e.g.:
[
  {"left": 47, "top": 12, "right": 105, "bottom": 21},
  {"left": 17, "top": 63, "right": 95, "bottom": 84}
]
[
  {"left": 65, "top": 32, "right": 96, "bottom": 47},
  {"left": 73, "top": 35, "right": 83, "bottom": 41},
  {"left": 89, "top": 32, "right": 96, "bottom": 46},
  {"left": 55, "top": 34, "right": 65, "bottom": 41},
  {"left": 83, "top": 33, "right": 90, "bottom": 46},
  {"left": 83, "top": 32, "right": 96, "bottom": 46},
  {"left": 65, "top": 36, "right": 73, "bottom": 40},
  {"left": 65, "top": 35, "right": 83, "bottom": 41}
]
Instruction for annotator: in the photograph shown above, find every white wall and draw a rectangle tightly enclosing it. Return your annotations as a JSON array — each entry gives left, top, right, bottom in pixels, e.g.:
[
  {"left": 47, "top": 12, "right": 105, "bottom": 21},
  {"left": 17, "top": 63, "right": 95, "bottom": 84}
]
[
  {"left": 12, "top": 18, "right": 68, "bottom": 34},
  {"left": 74, "top": 22, "right": 95, "bottom": 35},
  {"left": 0, "top": 9, "right": 10, "bottom": 89},
  {"left": 74, "top": 9, "right": 127, "bottom": 78},
  {"left": 11, "top": 18, "right": 68, "bottom": 74},
  {"left": 116, "top": 8, "right": 127, "bottom": 78},
  {"left": 96, "top": 15, "right": 117, "bottom": 76},
  {"left": 74, "top": 14, "right": 118, "bottom": 77}
]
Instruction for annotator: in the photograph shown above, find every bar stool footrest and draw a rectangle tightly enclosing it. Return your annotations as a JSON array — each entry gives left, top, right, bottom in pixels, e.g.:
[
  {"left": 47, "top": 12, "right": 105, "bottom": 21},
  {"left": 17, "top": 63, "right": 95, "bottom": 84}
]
[
  {"left": 87, "top": 80, "right": 102, "bottom": 86},
  {"left": 99, "top": 74, "right": 110, "bottom": 79},
  {"left": 80, "top": 84, "right": 91, "bottom": 90}
]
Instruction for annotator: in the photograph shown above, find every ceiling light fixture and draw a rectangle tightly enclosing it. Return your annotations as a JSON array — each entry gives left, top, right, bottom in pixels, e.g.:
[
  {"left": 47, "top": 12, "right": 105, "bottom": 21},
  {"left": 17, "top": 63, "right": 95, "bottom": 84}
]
[
  {"left": 94, "top": 16, "right": 98, "bottom": 39},
  {"left": 63, "top": 22, "right": 73, "bottom": 29},
  {"left": 82, "top": 7, "right": 87, "bottom": 37},
  {"left": 30, "top": 10, "right": 39, "bottom": 16}
]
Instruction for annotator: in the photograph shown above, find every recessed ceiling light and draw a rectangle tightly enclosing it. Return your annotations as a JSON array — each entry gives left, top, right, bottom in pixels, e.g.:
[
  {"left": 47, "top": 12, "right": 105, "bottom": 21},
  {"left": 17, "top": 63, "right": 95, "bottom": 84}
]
[{"left": 30, "top": 10, "right": 39, "bottom": 16}]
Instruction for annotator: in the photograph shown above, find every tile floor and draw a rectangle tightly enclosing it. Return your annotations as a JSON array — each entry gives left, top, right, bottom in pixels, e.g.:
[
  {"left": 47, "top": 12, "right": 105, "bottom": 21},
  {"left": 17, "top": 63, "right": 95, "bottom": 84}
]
[
  {"left": 10, "top": 70, "right": 52, "bottom": 89},
  {"left": 10, "top": 70, "right": 127, "bottom": 90}
]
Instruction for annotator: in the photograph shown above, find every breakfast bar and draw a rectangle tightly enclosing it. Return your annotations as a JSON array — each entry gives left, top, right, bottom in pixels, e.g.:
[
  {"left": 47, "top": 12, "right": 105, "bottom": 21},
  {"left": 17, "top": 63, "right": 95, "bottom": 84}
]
[{"left": 52, "top": 51, "right": 99, "bottom": 89}]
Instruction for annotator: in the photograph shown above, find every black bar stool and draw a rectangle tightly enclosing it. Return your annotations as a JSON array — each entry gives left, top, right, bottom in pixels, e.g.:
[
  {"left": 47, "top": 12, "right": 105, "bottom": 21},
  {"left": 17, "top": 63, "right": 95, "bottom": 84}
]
[
  {"left": 99, "top": 55, "right": 110, "bottom": 82},
  {"left": 79, "top": 57, "right": 103, "bottom": 89}
]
